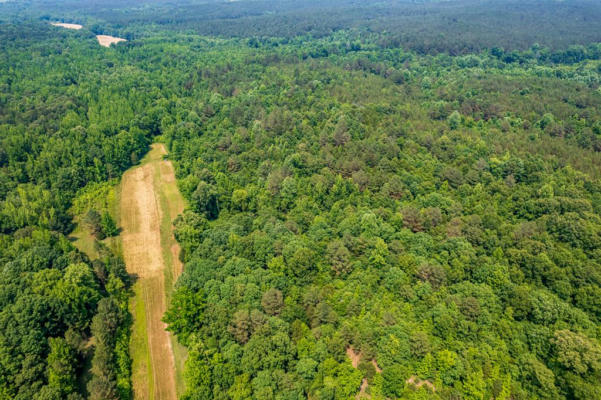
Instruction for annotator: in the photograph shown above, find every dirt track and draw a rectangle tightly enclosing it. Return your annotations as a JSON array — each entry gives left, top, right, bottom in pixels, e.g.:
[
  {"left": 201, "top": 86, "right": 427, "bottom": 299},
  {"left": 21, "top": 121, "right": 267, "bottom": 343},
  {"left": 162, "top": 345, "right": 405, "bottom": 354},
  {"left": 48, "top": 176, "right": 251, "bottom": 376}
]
[{"left": 121, "top": 144, "right": 184, "bottom": 400}]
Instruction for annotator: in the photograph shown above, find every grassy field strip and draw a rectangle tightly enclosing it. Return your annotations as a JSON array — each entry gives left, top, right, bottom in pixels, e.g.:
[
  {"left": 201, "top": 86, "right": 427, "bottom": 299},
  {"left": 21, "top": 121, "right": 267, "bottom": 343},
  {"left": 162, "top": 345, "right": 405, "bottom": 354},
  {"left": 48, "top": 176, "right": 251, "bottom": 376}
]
[
  {"left": 153, "top": 145, "right": 188, "bottom": 396},
  {"left": 121, "top": 144, "right": 186, "bottom": 400},
  {"left": 130, "top": 283, "right": 154, "bottom": 399}
]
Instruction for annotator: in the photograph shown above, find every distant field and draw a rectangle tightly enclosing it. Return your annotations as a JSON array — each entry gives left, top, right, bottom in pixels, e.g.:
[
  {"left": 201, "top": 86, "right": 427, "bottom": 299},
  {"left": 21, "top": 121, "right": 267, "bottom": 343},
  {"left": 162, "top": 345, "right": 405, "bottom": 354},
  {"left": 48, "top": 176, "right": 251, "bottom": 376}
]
[
  {"left": 96, "top": 34, "right": 126, "bottom": 47},
  {"left": 50, "top": 21, "right": 82, "bottom": 29},
  {"left": 47, "top": 21, "right": 127, "bottom": 47}
]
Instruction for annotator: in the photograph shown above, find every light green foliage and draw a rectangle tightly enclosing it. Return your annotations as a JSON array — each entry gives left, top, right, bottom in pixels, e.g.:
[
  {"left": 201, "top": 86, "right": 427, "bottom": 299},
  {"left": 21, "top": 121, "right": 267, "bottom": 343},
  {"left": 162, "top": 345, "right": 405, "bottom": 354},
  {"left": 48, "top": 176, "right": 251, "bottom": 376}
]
[
  {"left": 70, "top": 181, "right": 117, "bottom": 216},
  {"left": 47, "top": 338, "right": 77, "bottom": 395},
  {"left": 55, "top": 263, "right": 101, "bottom": 329},
  {"left": 552, "top": 330, "right": 601, "bottom": 375},
  {"left": 163, "top": 288, "right": 205, "bottom": 345}
]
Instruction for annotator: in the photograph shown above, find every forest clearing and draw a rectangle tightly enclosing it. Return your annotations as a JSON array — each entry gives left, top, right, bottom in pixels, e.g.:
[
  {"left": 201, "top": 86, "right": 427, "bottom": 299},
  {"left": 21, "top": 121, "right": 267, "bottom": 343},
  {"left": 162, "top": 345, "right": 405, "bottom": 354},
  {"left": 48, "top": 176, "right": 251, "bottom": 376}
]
[
  {"left": 50, "top": 21, "right": 82, "bottom": 29},
  {"left": 97, "top": 35, "right": 127, "bottom": 47},
  {"left": 49, "top": 22, "right": 126, "bottom": 47},
  {"left": 120, "top": 144, "right": 185, "bottom": 400}
]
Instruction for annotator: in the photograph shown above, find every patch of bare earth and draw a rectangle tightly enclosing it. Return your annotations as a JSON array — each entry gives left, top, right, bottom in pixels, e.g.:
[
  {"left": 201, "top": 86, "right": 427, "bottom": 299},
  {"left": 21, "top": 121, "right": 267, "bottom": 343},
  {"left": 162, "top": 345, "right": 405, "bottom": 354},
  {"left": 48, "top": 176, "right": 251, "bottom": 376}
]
[
  {"left": 357, "top": 379, "right": 369, "bottom": 399},
  {"left": 372, "top": 359, "right": 382, "bottom": 373},
  {"left": 121, "top": 145, "right": 177, "bottom": 400},
  {"left": 97, "top": 35, "right": 127, "bottom": 47},
  {"left": 347, "top": 347, "right": 361, "bottom": 368},
  {"left": 346, "top": 347, "right": 382, "bottom": 399},
  {"left": 50, "top": 22, "right": 82, "bottom": 29}
]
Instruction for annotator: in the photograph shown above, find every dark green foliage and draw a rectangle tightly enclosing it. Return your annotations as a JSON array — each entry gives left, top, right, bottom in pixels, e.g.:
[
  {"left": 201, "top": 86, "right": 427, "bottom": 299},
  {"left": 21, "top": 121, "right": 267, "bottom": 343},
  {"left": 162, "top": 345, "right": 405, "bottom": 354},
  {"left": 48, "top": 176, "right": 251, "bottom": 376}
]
[
  {"left": 88, "top": 299, "right": 122, "bottom": 400},
  {"left": 84, "top": 210, "right": 104, "bottom": 239},
  {"left": 192, "top": 182, "right": 220, "bottom": 220},
  {"left": 19, "top": 0, "right": 601, "bottom": 55}
]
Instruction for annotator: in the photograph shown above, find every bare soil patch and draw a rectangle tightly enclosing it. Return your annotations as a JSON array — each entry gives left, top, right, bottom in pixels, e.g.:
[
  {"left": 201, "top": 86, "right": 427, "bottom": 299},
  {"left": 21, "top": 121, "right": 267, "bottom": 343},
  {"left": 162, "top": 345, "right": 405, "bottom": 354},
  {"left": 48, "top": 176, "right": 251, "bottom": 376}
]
[
  {"left": 371, "top": 359, "right": 382, "bottom": 373},
  {"left": 347, "top": 347, "right": 361, "bottom": 368},
  {"left": 346, "top": 347, "right": 382, "bottom": 399},
  {"left": 50, "top": 22, "right": 83, "bottom": 30},
  {"left": 356, "top": 379, "right": 370, "bottom": 399},
  {"left": 97, "top": 35, "right": 127, "bottom": 47}
]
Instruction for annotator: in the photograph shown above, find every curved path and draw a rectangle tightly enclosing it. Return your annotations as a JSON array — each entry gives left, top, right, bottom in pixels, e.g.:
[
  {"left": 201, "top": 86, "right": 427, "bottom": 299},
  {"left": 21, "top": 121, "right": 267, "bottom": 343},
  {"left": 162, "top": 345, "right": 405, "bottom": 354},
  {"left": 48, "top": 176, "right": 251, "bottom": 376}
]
[{"left": 121, "top": 144, "right": 185, "bottom": 400}]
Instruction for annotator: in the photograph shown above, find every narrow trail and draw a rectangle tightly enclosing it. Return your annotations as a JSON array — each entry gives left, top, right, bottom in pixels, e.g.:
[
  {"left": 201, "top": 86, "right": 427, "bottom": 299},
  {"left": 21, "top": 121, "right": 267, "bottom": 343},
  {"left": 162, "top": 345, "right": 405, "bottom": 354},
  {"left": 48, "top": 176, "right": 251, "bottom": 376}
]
[{"left": 121, "top": 144, "right": 185, "bottom": 400}]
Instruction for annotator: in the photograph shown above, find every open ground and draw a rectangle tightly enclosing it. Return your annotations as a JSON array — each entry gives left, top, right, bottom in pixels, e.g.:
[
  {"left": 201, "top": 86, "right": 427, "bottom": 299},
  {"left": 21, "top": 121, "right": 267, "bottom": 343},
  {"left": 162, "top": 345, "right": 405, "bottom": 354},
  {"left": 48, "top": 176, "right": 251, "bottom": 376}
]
[
  {"left": 97, "top": 35, "right": 127, "bottom": 47},
  {"left": 50, "top": 22, "right": 82, "bottom": 29},
  {"left": 121, "top": 143, "right": 186, "bottom": 400}
]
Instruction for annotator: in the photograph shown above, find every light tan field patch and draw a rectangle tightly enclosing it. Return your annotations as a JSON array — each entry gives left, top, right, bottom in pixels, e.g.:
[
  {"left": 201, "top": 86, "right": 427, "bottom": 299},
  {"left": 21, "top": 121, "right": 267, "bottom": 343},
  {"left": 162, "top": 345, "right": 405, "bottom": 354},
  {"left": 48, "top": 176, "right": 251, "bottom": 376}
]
[
  {"left": 97, "top": 35, "right": 127, "bottom": 47},
  {"left": 51, "top": 22, "right": 83, "bottom": 30}
]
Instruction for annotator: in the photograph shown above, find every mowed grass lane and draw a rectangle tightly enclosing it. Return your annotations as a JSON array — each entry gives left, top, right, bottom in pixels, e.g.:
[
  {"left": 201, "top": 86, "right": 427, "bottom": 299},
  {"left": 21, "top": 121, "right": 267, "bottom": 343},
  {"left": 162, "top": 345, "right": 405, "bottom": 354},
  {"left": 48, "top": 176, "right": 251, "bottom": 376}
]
[{"left": 120, "top": 143, "right": 186, "bottom": 400}]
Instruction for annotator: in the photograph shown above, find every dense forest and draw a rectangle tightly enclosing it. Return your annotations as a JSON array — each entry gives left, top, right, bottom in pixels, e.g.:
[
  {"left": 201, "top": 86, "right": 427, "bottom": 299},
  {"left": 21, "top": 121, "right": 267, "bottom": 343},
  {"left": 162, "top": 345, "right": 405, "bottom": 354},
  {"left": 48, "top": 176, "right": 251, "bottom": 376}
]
[
  {"left": 163, "top": 42, "right": 601, "bottom": 399},
  {"left": 1, "top": 0, "right": 601, "bottom": 399},
  {"left": 8, "top": 0, "right": 601, "bottom": 54}
]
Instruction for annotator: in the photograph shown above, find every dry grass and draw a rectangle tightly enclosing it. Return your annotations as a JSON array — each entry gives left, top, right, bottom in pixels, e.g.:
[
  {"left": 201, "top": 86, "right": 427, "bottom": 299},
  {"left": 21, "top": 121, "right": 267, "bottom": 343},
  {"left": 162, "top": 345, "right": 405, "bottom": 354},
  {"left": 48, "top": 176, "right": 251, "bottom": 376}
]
[
  {"left": 121, "top": 144, "right": 185, "bottom": 400},
  {"left": 50, "top": 22, "right": 82, "bottom": 30},
  {"left": 70, "top": 221, "right": 99, "bottom": 260},
  {"left": 153, "top": 146, "right": 187, "bottom": 394},
  {"left": 97, "top": 35, "right": 127, "bottom": 47}
]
